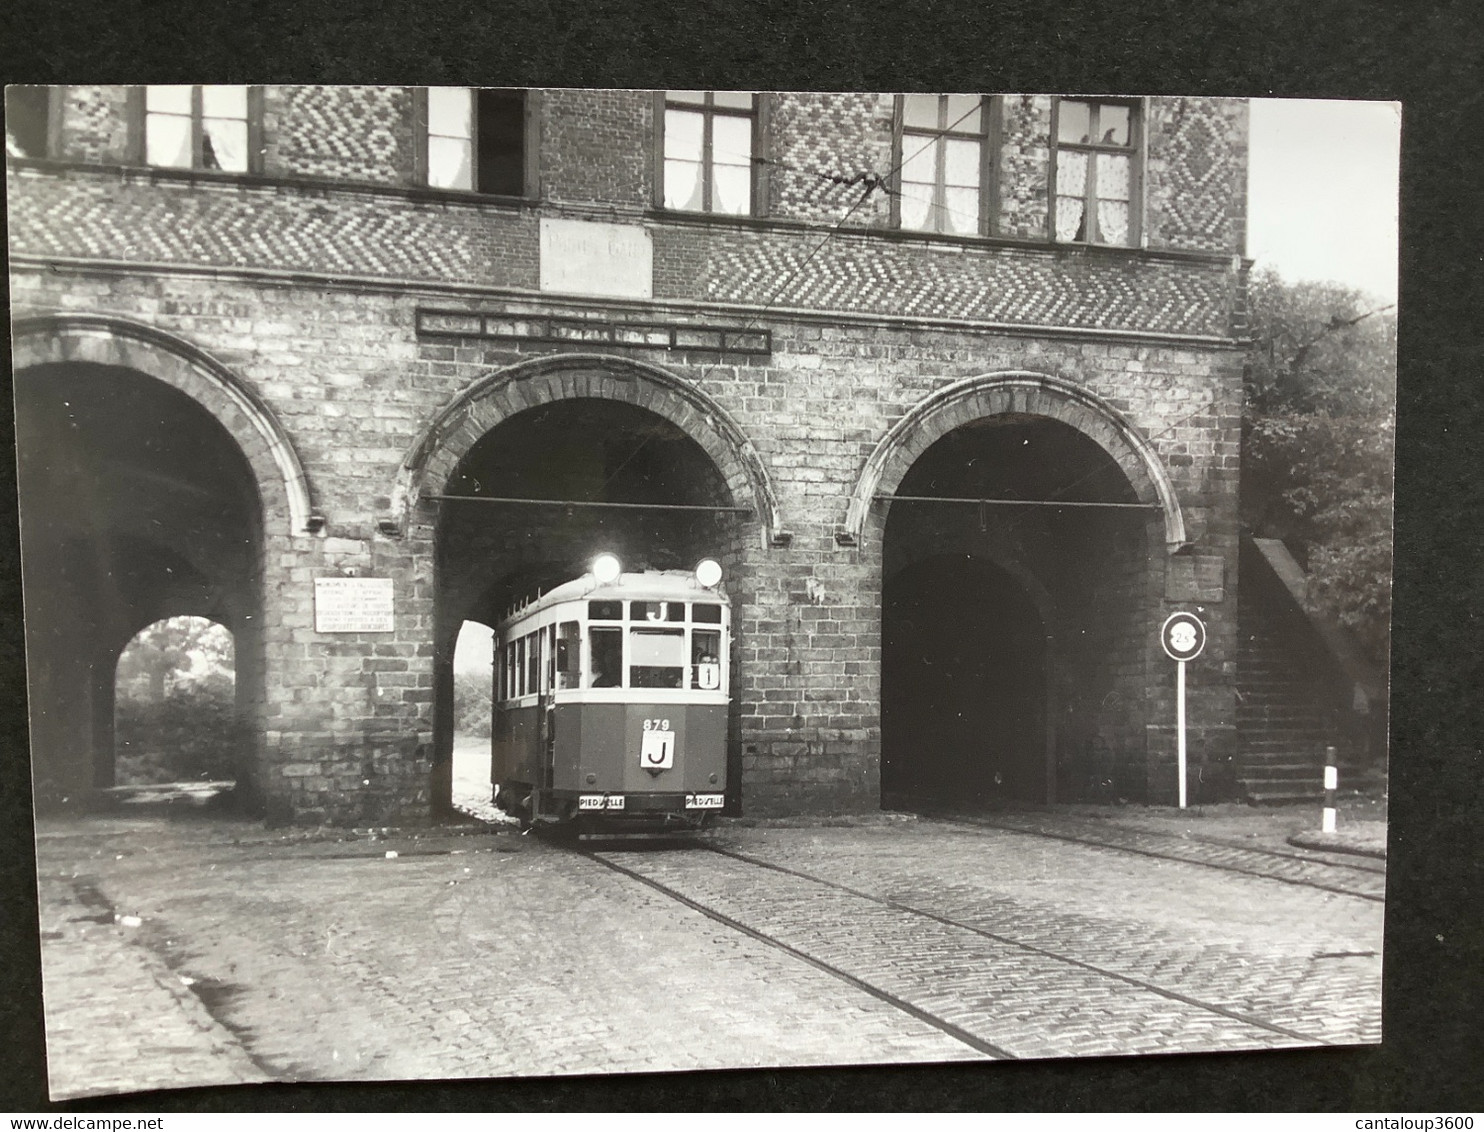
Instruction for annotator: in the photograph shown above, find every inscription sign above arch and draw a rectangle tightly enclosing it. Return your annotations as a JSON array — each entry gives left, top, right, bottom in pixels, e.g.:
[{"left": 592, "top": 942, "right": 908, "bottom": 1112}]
[
  {"left": 843, "top": 371, "right": 1188, "bottom": 551},
  {"left": 389, "top": 353, "right": 787, "bottom": 548},
  {"left": 11, "top": 314, "right": 316, "bottom": 540}
]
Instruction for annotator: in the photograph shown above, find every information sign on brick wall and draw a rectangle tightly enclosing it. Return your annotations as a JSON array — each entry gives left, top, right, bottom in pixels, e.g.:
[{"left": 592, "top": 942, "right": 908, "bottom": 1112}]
[
  {"left": 314, "top": 577, "right": 395, "bottom": 633},
  {"left": 539, "top": 218, "right": 652, "bottom": 299}
]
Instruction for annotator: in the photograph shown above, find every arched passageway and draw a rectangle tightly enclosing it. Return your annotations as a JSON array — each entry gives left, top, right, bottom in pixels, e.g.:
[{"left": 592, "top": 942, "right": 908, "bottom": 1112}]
[
  {"left": 15, "top": 361, "right": 265, "bottom": 807},
  {"left": 880, "top": 408, "right": 1161, "bottom": 808},
  {"left": 429, "top": 395, "right": 752, "bottom": 814},
  {"left": 883, "top": 555, "right": 1048, "bottom": 806},
  {"left": 114, "top": 616, "right": 241, "bottom": 787}
]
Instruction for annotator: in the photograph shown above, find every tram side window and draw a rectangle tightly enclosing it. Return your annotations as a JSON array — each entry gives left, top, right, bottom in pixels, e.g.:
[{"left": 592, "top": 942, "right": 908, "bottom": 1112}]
[
  {"left": 691, "top": 628, "right": 722, "bottom": 690},
  {"left": 555, "top": 621, "right": 580, "bottom": 689},
  {"left": 516, "top": 637, "right": 528, "bottom": 697},
  {"left": 504, "top": 642, "right": 516, "bottom": 700},
  {"left": 526, "top": 632, "right": 540, "bottom": 694},
  {"left": 590, "top": 627, "right": 623, "bottom": 688},
  {"left": 631, "top": 627, "right": 684, "bottom": 689}
]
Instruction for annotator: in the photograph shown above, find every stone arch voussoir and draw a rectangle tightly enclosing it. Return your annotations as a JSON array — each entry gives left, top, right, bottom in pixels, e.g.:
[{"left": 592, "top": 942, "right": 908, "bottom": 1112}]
[
  {"left": 11, "top": 313, "right": 315, "bottom": 539},
  {"left": 844, "top": 370, "right": 1187, "bottom": 551},
  {"left": 391, "top": 353, "right": 785, "bottom": 547}
]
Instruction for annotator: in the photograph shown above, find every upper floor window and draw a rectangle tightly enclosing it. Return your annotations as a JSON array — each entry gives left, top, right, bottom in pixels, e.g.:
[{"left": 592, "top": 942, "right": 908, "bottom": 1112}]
[
  {"left": 418, "top": 87, "right": 531, "bottom": 196},
  {"left": 894, "top": 94, "right": 989, "bottom": 236},
  {"left": 660, "top": 91, "right": 759, "bottom": 216},
  {"left": 5, "top": 86, "right": 56, "bottom": 159},
  {"left": 142, "top": 85, "right": 258, "bottom": 173},
  {"left": 1051, "top": 98, "right": 1141, "bottom": 247}
]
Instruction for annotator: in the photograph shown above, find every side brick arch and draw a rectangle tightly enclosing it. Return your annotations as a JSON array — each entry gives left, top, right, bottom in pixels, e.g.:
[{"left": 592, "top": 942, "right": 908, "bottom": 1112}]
[
  {"left": 844, "top": 370, "right": 1188, "bottom": 551},
  {"left": 11, "top": 313, "right": 315, "bottom": 539},
  {"left": 390, "top": 352, "right": 786, "bottom": 547}
]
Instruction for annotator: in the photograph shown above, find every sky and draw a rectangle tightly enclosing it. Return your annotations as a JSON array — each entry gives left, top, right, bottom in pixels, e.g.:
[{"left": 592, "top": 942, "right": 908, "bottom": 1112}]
[
  {"left": 453, "top": 96, "right": 1403, "bottom": 674},
  {"left": 1247, "top": 98, "right": 1401, "bottom": 303}
]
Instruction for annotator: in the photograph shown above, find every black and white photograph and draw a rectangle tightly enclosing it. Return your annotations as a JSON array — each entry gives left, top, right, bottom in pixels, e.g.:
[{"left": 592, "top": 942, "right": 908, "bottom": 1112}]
[{"left": 6, "top": 86, "right": 1399, "bottom": 1101}]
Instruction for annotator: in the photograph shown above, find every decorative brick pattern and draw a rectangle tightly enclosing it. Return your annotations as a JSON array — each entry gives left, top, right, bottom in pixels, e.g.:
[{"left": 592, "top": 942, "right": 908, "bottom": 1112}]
[
  {"left": 655, "top": 223, "right": 1234, "bottom": 336},
  {"left": 265, "top": 86, "right": 413, "bottom": 185},
  {"left": 7, "top": 166, "right": 539, "bottom": 287},
  {"left": 59, "top": 86, "right": 132, "bottom": 165},
  {"left": 768, "top": 92, "right": 894, "bottom": 226},
  {"left": 1145, "top": 98, "right": 1249, "bottom": 253},
  {"left": 996, "top": 95, "right": 1052, "bottom": 240}
]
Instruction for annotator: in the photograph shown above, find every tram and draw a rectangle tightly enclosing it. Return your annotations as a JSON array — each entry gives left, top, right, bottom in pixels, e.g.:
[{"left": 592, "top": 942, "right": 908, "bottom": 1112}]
[{"left": 491, "top": 553, "right": 731, "bottom": 832}]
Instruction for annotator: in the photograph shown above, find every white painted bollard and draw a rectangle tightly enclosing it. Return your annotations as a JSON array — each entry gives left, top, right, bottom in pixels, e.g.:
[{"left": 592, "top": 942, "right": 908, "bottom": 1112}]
[{"left": 1322, "top": 750, "right": 1338, "bottom": 834}]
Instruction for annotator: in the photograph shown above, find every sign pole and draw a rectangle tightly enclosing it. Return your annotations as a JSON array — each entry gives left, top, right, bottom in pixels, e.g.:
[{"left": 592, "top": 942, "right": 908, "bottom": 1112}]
[
  {"left": 1177, "top": 659, "right": 1187, "bottom": 810},
  {"left": 1160, "top": 611, "right": 1205, "bottom": 812}
]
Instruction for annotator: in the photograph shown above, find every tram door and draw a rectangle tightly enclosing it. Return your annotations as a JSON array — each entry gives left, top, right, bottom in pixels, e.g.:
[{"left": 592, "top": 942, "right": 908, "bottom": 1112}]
[
  {"left": 538, "top": 624, "right": 554, "bottom": 791},
  {"left": 883, "top": 555, "right": 1047, "bottom": 807}
]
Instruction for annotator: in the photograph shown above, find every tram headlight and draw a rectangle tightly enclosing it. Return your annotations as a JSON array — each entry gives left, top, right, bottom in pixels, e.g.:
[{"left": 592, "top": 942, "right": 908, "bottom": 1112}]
[
  {"left": 694, "top": 558, "right": 723, "bottom": 588},
  {"left": 591, "top": 553, "right": 623, "bottom": 585}
]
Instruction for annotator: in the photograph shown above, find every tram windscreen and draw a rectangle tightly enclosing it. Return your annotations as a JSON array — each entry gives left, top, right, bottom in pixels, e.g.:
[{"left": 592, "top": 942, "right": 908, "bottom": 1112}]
[
  {"left": 590, "top": 627, "right": 622, "bottom": 688},
  {"left": 630, "top": 628, "right": 684, "bottom": 689}
]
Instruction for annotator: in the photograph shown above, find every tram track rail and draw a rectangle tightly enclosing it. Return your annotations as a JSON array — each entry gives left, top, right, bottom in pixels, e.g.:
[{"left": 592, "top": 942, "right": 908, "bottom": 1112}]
[
  {"left": 927, "top": 811, "right": 1386, "bottom": 903},
  {"left": 582, "top": 845, "right": 1016, "bottom": 1059},
  {"left": 579, "top": 837, "right": 1340, "bottom": 1058}
]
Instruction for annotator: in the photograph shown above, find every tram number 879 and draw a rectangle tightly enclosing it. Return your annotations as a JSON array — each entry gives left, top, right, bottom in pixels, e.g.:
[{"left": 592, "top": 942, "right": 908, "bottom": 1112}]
[{"left": 490, "top": 555, "right": 731, "bottom": 833}]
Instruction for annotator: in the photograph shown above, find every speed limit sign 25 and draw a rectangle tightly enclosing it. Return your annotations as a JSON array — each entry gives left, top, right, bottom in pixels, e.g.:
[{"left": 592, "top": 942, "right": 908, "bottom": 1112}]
[{"left": 1160, "top": 611, "right": 1206, "bottom": 662}]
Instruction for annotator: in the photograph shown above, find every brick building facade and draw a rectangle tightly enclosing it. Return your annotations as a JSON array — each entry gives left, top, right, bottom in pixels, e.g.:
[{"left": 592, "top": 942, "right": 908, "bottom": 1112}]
[{"left": 7, "top": 86, "right": 1250, "bottom": 823}]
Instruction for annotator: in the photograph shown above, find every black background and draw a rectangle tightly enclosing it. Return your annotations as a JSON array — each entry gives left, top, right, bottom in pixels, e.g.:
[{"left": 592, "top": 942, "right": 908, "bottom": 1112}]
[{"left": 2, "top": 0, "right": 1481, "bottom": 1112}]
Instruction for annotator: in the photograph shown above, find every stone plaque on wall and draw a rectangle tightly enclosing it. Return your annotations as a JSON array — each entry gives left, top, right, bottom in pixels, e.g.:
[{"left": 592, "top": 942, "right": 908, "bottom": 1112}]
[
  {"left": 539, "top": 218, "right": 653, "bottom": 299},
  {"left": 314, "top": 577, "right": 395, "bottom": 633},
  {"left": 1165, "top": 555, "right": 1226, "bottom": 602}
]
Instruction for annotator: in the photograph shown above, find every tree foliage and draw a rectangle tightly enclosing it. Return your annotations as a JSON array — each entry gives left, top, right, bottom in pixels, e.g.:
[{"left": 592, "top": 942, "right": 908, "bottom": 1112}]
[
  {"left": 454, "top": 668, "right": 493, "bottom": 738},
  {"left": 114, "top": 616, "right": 240, "bottom": 783},
  {"left": 116, "top": 616, "right": 235, "bottom": 700},
  {"left": 1242, "top": 269, "right": 1396, "bottom": 662},
  {"left": 115, "top": 683, "right": 247, "bottom": 783}
]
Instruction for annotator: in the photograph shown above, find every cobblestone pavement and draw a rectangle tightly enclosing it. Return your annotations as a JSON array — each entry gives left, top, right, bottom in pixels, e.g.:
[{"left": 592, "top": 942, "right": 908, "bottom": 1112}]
[
  {"left": 937, "top": 810, "right": 1387, "bottom": 900},
  {"left": 704, "top": 819, "right": 1383, "bottom": 1048},
  {"left": 31, "top": 808, "right": 1383, "bottom": 1100}
]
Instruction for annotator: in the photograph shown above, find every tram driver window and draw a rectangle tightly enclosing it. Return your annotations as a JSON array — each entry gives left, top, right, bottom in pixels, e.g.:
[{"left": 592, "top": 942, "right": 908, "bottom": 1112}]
[
  {"left": 589, "top": 627, "right": 623, "bottom": 688},
  {"left": 692, "top": 629, "right": 722, "bottom": 690},
  {"left": 555, "top": 621, "right": 580, "bottom": 689},
  {"left": 630, "top": 628, "right": 684, "bottom": 689}
]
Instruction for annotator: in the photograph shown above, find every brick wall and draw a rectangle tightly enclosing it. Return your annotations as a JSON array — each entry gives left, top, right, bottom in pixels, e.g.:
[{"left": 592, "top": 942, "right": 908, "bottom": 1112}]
[
  {"left": 11, "top": 262, "right": 1241, "bottom": 819},
  {"left": 9, "top": 85, "right": 1248, "bottom": 821},
  {"left": 59, "top": 86, "right": 132, "bottom": 164},
  {"left": 540, "top": 89, "right": 652, "bottom": 207}
]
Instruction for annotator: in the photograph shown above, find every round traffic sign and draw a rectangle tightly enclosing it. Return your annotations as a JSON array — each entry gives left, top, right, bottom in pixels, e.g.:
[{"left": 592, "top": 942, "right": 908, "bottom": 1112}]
[{"left": 1160, "top": 611, "right": 1206, "bottom": 662}]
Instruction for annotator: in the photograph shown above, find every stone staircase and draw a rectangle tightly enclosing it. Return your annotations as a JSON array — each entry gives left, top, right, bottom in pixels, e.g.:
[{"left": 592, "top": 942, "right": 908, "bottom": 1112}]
[
  {"left": 1235, "top": 622, "right": 1339, "bottom": 804},
  {"left": 1236, "top": 538, "right": 1388, "bottom": 805}
]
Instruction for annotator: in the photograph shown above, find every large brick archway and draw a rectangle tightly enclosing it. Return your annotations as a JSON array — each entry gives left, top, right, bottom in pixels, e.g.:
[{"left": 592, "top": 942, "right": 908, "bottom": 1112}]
[
  {"left": 843, "top": 371, "right": 1187, "bottom": 551},
  {"left": 11, "top": 313, "right": 313, "bottom": 806},
  {"left": 388, "top": 352, "right": 785, "bottom": 546},
  {"left": 11, "top": 314, "right": 315, "bottom": 539}
]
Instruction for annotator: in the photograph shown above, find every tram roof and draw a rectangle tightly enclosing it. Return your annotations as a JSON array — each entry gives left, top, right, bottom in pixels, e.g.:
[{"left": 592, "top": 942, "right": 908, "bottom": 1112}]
[{"left": 499, "top": 569, "right": 730, "bottom": 627}]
